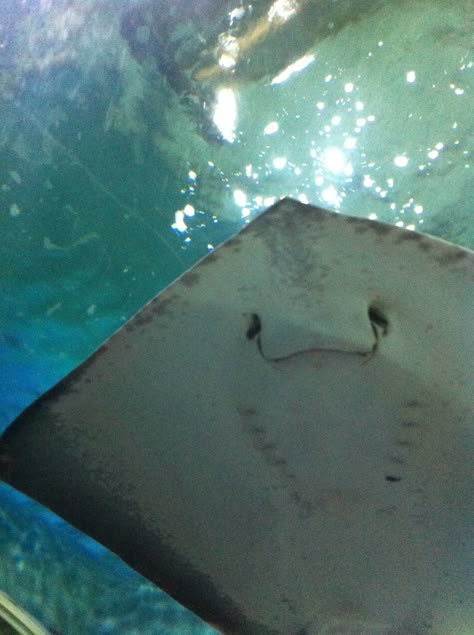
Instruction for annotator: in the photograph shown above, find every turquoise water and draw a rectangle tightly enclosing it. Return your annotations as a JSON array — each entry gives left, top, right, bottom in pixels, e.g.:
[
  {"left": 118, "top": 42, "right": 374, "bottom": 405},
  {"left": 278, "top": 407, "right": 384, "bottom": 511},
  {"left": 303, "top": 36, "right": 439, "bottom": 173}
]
[{"left": 0, "top": 0, "right": 472, "bottom": 632}]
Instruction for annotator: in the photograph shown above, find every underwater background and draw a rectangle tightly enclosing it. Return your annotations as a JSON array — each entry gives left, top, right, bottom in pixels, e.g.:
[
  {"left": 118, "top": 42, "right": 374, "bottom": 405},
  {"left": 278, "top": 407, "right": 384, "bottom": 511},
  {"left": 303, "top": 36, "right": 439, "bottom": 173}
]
[{"left": 0, "top": 0, "right": 472, "bottom": 632}]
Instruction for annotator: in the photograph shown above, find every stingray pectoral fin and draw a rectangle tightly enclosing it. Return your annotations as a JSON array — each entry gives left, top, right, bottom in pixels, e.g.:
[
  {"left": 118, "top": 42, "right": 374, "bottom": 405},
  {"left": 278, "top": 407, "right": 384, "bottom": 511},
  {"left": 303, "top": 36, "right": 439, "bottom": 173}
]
[{"left": 1, "top": 199, "right": 473, "bottom": 634}]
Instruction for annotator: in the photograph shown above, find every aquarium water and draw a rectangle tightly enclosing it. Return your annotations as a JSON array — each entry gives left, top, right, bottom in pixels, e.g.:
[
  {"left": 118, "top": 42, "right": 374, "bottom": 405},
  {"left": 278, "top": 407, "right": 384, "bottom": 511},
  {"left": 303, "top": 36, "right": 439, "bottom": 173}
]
[{"left": 0, "top": 0, "right": 472, "bottom": 632}]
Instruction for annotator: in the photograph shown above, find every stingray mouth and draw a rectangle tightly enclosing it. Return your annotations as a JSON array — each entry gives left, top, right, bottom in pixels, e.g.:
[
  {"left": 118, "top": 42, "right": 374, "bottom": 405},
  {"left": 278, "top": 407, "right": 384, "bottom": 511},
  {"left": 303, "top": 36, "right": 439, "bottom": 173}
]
[{"left": 246, "top": 304, "right": 389, "bottom": 363}]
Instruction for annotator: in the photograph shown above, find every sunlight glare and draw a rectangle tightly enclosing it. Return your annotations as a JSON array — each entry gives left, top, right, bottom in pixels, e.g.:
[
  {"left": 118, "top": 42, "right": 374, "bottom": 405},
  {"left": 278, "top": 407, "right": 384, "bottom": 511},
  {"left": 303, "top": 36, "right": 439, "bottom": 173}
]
[
  {"left": 271, "top": 54, "right": 315, "bottom": 85},
  {"left": 323, "top": 147, "right": 347, "bottom": 174},
  {"left": 213, "top": 88, "right": 237, "bottom": 143}
]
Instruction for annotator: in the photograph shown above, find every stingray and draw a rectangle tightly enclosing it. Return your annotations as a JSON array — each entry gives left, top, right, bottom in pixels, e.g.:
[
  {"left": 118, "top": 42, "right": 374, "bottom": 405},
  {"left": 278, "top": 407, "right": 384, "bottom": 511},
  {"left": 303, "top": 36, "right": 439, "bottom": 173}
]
[{"left": 0, "top": 199, "right": 473, "bottom": 634}]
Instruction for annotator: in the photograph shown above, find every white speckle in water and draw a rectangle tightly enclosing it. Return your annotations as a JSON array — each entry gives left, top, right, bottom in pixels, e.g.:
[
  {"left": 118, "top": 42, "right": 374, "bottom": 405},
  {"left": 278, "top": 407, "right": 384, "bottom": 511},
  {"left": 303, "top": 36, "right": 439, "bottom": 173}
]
[
  {"left": 394, "top": 155, "right": 409, "bottom": 168},
  {"left": 9, "top": 170, "right": 21, "bottom": 184},
  {"left": 273, "top": 157, "right": 287, "bottom": 170},
  {"left": 264, "top": 121, "right": 279, "bottom": 135},
  {"left": 9, "top": 203, "right": 21, "bottom": 217}
]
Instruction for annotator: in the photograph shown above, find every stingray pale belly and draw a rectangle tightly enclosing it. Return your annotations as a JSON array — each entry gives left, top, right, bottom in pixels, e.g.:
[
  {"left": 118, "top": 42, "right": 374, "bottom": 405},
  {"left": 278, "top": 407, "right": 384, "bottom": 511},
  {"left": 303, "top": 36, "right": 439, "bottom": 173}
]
[{"left": 1, "top": 199, "right": 473, "bottom": 634}]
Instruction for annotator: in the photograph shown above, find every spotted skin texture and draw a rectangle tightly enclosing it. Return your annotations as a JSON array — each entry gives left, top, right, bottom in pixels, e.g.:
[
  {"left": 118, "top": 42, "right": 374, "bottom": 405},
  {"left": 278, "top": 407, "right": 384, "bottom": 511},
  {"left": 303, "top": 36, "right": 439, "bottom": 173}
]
[{"left": 1, "top": 199, "right": 473, "bottom": 634}]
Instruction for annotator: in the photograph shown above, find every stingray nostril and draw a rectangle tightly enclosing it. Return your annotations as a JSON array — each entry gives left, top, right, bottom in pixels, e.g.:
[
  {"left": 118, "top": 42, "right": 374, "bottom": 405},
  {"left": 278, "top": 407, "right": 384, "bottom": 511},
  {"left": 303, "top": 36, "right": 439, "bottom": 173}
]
[
  {"left": 368, "top": 303, "right": 389, "bottom": 336},
  {"left": 246, "top": 313, "right": 262, "bottom": 340}
]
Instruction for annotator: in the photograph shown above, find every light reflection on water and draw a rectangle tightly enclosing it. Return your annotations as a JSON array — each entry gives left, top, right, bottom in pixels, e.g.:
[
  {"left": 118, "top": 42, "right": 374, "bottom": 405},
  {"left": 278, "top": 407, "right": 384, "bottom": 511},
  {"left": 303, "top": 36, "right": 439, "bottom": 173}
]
[{"left": 169, "top": 0, "right": 471, "bottom": 249}]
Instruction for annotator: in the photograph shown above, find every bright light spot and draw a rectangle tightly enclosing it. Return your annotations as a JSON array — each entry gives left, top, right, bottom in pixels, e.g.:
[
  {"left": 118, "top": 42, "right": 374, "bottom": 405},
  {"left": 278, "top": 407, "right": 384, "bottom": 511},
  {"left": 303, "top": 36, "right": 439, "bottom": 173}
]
[
  {"left": 363, "top": 175, "right": 374, "bottom": 187},
  {"left": 233, "top": 189, "right": 247, "bottom": 206},
  {"left": 356, "top": 117, "right": 366, "bottom": 127},
  {"left": 387, "top": 178, "right": 394, "bottom": 187},
  {"left": 324, "top": 74, "right": 332, "bottom": 83},
  {"left": 344, "top": 162, "right": 353, "bottom": 177},
  {"left": 271, "top": 54, "right": 315, "bottom": 85},
  {"left": 208, "top": 161, "right": 215, "bottom": 167},
  {"left": 378, "top": 40, "right": 383, "bottom": 47},
  {"left": 427, "top": 149, "right": 439, "bottom": 160},
  {"left": 218, "top": 33, "right": 239, "bottom": 65},
  {"left": 344, "top": 82, "right": 354, "bottom": 93},
  {"left": 453, "top": 121, "right": 458, "bottom": 129},
  {"left": 241, "top": 208, "right": 251, "bottom": 218},
  {"left": 213, "top": 88, "right": 237, "bottom": 142},
  {"left": 321, "top": 185, "right": 340, "bottom": 207},
  {"left": 323, "top": 147, "right": 347, "bottom": 174},
  {"left": 298, "top": 193, "right": 309, "bottom": 204},
  {"left": 229, "top": 6, "right": 245, "bottom": 24},
  {"left": 183, "top": 204, "right": 195, "bottom": 217},
  {"left": 264, "top": 121, "right": 279, "bottom": 135},
  {"left": 245, "top": 164, "right": 252, "bottom": 177},
  {"left": 273, "top": 156, "right": 287, "bottom": 169},
  {"left": 188, "top": 170, "right": 197, "bottom": 180},
  {"left": 344, "top": 137, "right": 357, "bottom": 150},
  {"left": 369, "top": 213, "right": 378, "bottom": 220},
  {"left": 268, "top": 0, "right": 298, "bottom": 22},
  {"left": 395, "top": 221, "right": 404, "bottom": 228},
  {"left": 294, "top": 167, "right": 301, "bottom": 175},
  {"left": 172, "top": 210, "right": 187, "bottom": 232},
  {"left": 394, "top": 155, "right": 409, "bottom": 167},
  {"left": 414, "top": 204, "right": 423, "bottom": 214},
  {"left": 264, "top": 196, "right": 276, "bottom": 207},
  {"left": 316, "top": 101, "right": 325, "bottom": 110},
  {"left": 331, "top": 115, "right": 341, "bottom": 126},
  {"left": 219, "top": 53, "right": 237, "bottom": 69},
  {"left": 406, "top": 70, "right": 416, "bottom": 83},
  {"left": 10, "top": 203, "right": 21, "bottom": 218},
  {"left": 9, "top": 203, "right": 21, "bottom": 217},
  {"left": 207, "top": 244, "right": 214, "bottom": 250},
  {"left": 454, "top": 87, "right": 465, "bottom": 96},
  {"left": 435, "top": 142, "right": 444, "bottom": 150},
  {"left": 315, "top": 175, "right": 324, "bottom": 186},
  {"left": 367, "top": 114, "right": 376, "bottom": 122},
  {"left": 355, "top": 101, "right": 364, "bottom": 111},
  {"left": 406, "top": 224, "right": 416, "bottom": 230}
]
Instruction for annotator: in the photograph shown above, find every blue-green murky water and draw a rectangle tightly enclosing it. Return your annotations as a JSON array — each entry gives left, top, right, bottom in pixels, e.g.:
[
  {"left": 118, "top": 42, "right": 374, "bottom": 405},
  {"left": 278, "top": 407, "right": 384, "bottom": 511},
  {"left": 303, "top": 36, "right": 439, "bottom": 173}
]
[{"left": 0, "top": 0, "right": 472, "bottom": 632}]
